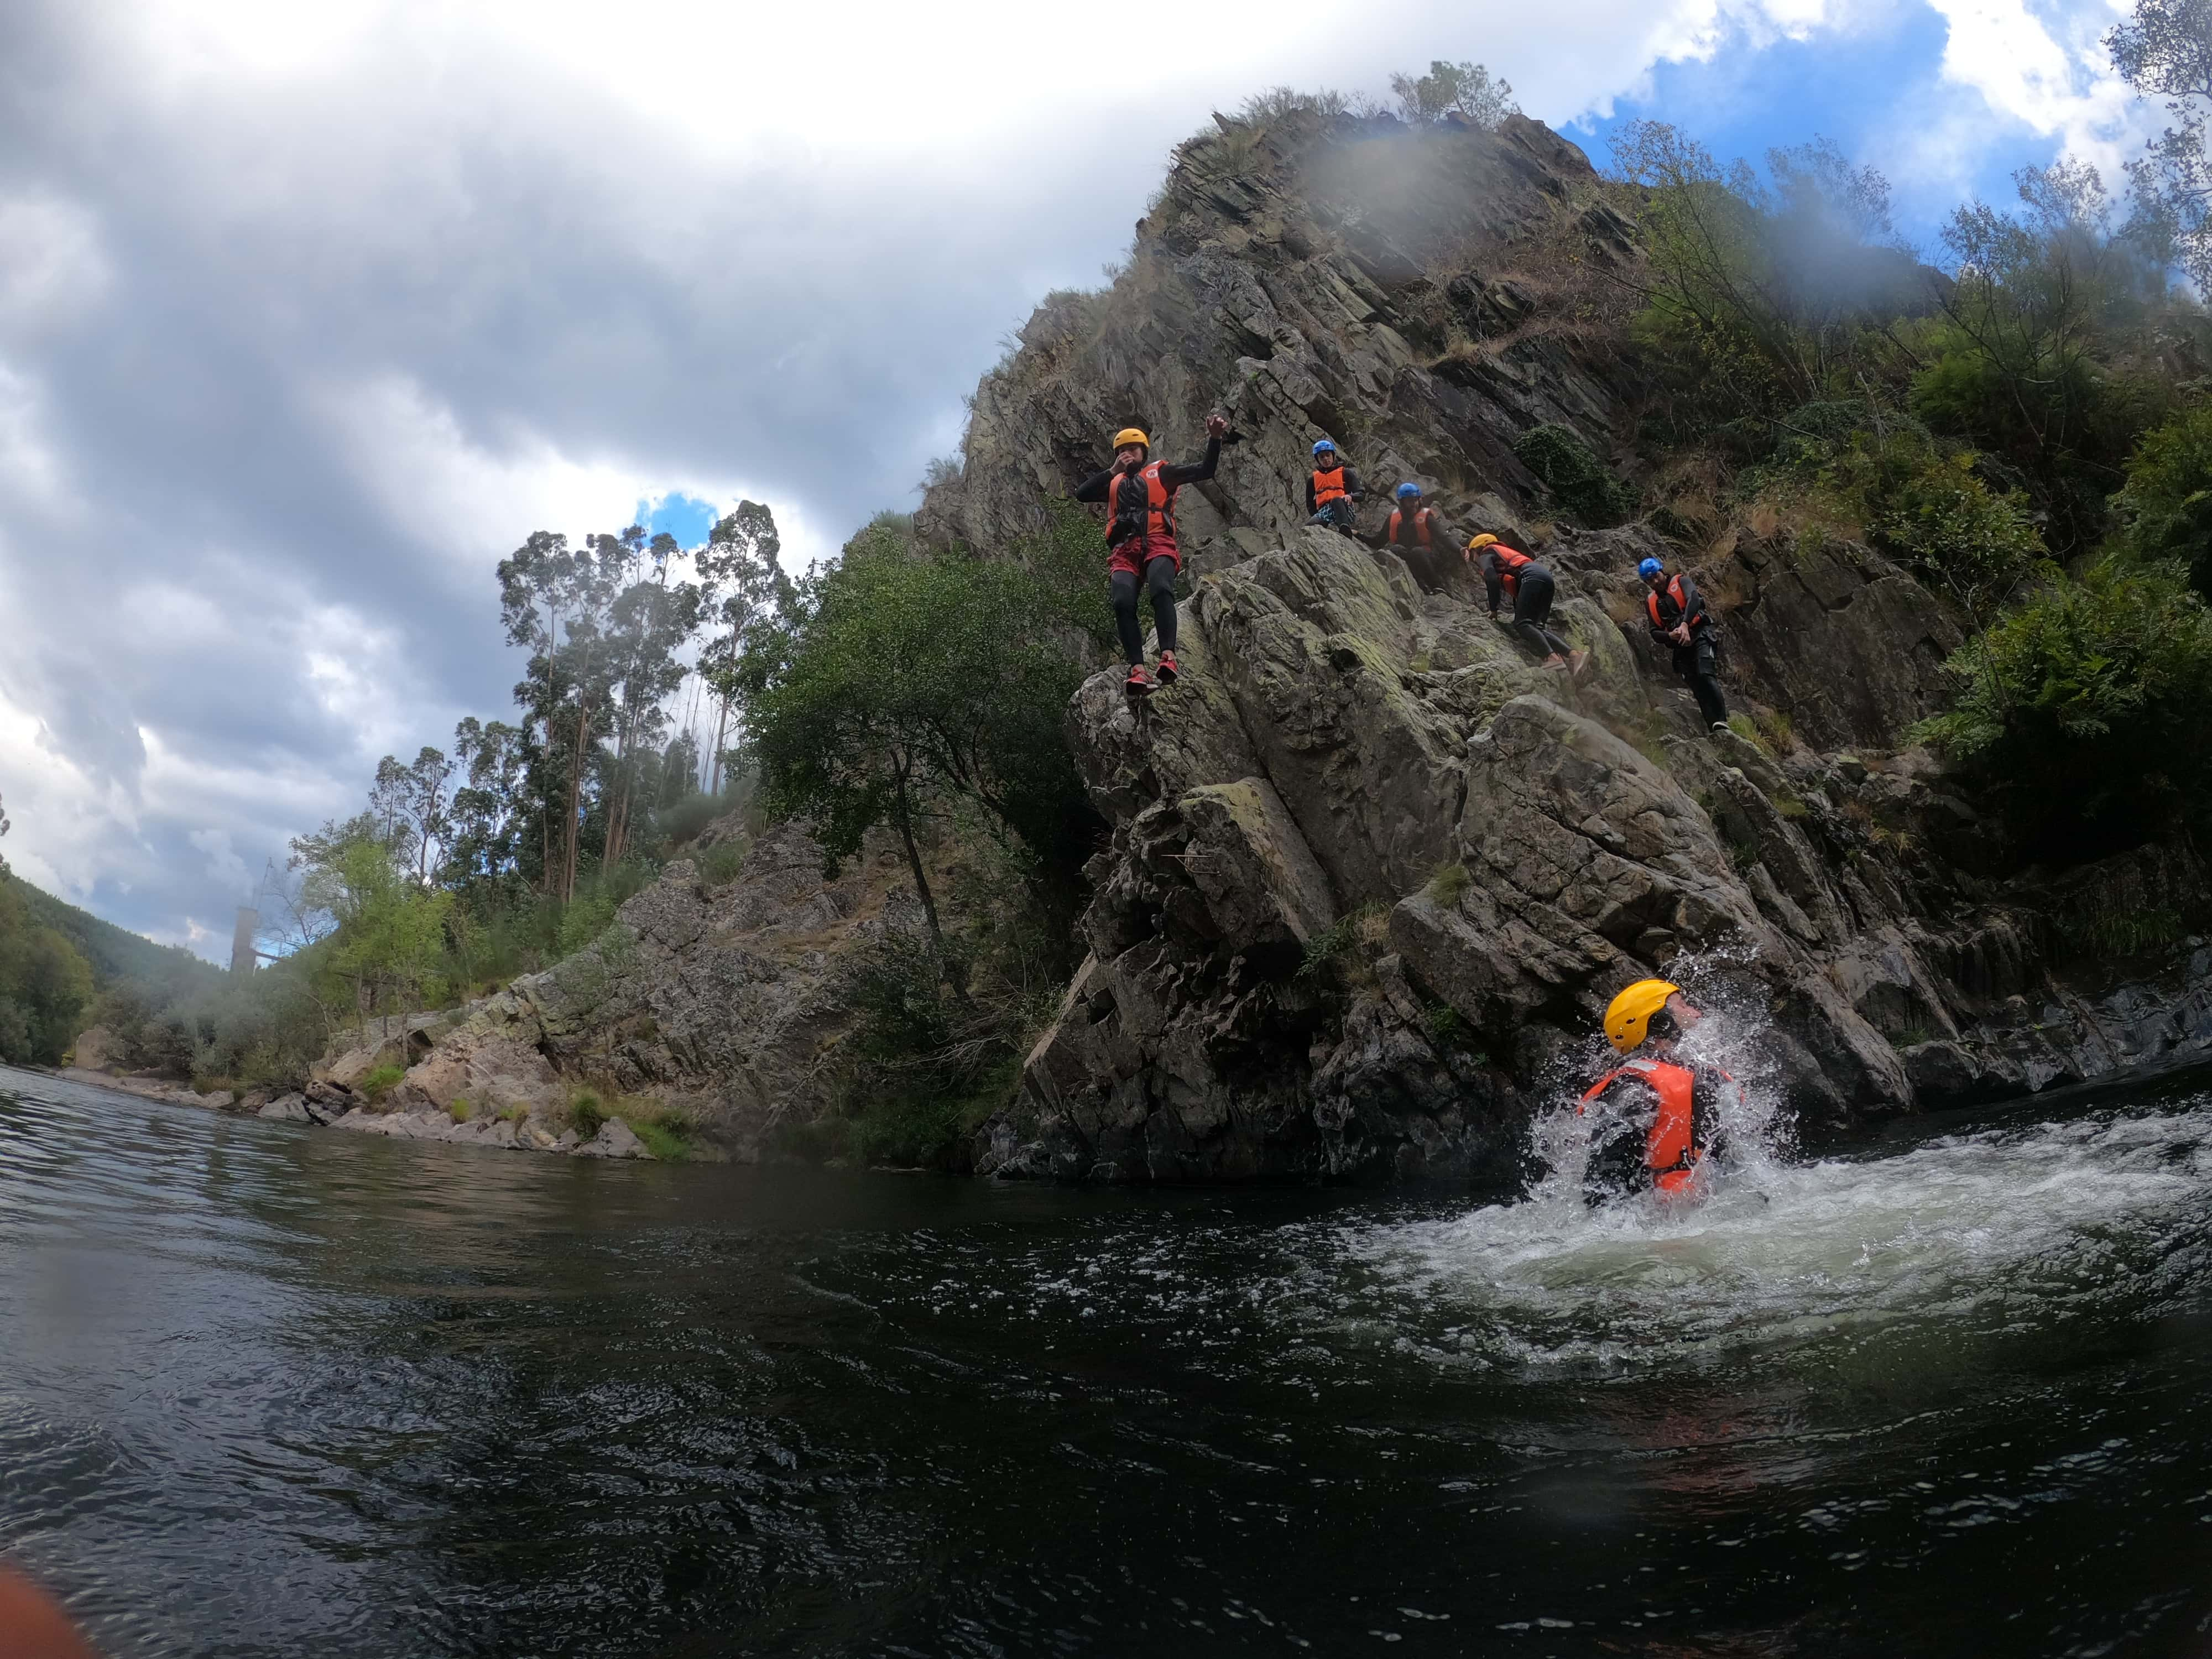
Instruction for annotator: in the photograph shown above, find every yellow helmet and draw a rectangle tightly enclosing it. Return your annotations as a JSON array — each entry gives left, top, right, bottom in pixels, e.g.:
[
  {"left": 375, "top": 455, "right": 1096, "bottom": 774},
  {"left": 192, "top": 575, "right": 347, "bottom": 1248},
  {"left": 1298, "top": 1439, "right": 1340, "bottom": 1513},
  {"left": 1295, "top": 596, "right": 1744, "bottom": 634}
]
[
  {"left": 1112, "top": 428, "right": 1150, "bottom": 452},
  {"left": 1603, "top": 978, "right": 1681, "bottom": 1053},
  {"left": 1467, "top": 533, "right": 1499, "bottom": 551}
]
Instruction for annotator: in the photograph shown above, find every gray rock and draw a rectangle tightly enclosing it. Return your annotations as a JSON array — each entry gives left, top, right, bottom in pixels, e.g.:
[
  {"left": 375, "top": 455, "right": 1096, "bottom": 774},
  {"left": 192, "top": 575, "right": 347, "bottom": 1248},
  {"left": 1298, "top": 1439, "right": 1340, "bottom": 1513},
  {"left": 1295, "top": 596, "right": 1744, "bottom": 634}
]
[
  {"left": 257, "top": 1093, "right": 311, "bottom": 1122},
  {"left": 573, "top": 1118, "right": 651, "bottom": 1160}
]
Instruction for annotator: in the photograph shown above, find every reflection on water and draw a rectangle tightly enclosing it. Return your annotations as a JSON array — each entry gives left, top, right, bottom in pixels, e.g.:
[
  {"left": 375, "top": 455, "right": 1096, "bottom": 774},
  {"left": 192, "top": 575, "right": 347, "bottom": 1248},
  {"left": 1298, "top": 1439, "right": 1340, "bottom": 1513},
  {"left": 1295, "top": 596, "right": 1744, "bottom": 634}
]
[{"left": 4, "top": 1065, "right": 2212, "bottom": 1656}]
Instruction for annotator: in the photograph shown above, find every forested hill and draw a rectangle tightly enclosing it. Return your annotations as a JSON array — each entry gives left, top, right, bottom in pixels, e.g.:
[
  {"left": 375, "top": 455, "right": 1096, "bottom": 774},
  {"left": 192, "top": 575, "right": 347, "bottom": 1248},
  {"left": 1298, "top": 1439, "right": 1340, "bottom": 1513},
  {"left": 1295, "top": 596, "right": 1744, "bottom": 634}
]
[
  {"left": 0, "top": 868, "right": 221, "bottom": 1070},
  {"left": 9, "top": 875, "right": 217, "bottom": 990}
]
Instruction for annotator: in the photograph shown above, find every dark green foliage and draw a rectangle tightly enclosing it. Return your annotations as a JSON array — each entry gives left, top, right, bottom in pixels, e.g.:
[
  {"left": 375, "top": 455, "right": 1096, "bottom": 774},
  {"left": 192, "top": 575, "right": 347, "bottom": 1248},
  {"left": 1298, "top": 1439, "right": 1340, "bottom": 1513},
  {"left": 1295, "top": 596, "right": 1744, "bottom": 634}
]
[
  {"left": 0, "top": 876, "right": 96, "bottom": 1066},
  {"left": 1914, "top": 559, "right": 2212, "bottom": 851},
  {"left": 359, "top": 1064, "right": 405, "bottom": 1102},
  {"left": 2110, "top": 403, "right": 2212, "bottom": 595},
  {"left": 1512, "top": 424, "right": 1637, "bottom": 526},
  {"left": 746, "top": 514, "right": 1101, "bottom": 973}
]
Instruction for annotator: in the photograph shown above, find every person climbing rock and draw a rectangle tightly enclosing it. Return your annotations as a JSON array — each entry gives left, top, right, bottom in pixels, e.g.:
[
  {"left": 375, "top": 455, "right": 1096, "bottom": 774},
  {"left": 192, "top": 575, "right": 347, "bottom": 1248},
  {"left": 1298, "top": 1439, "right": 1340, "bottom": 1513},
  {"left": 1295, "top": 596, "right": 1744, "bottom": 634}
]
[
  {"left": 1579, "top": 978, "right": 1737, "bottom": 1207},
  {"left": 1374, "top": 482, "right": 1451, "bottom": 593},
  {"left": 1073, "top": 415, "right": 1229, "bottom": 696},
  {"left": 1469, "top": 533, "right": 1587, "bottom": 677},
  {"left": 1639, "top": 556, "right": 1728, "bottom": 732},
  {"left": 1305, "top": 439, "right": 1363, "bottom": 531}
]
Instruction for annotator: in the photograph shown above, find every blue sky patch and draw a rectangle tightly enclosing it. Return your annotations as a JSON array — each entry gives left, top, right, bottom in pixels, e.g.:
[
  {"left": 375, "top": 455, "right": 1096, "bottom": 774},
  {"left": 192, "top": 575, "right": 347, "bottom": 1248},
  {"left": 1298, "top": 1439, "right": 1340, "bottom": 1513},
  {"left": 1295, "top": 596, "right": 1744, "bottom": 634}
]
[{"left": 635, "top": 492, "right": 718, "bottom": 550}]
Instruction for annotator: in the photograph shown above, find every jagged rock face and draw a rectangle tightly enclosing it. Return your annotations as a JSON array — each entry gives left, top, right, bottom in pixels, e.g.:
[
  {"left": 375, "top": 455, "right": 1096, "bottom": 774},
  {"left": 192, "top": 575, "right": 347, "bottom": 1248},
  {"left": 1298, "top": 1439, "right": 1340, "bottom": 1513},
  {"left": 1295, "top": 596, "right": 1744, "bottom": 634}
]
[
  {"left": 936, "top": 107, "right": 2212, "bottom": 1186},
  {"left": 919, "top": 111, "right": 1635, "bottom": 568},
  {"left": 980, "top": 533, "right": 1920, "bottom": 1184},
  {"left": 980, "top": 519, "right": 2212, "bottom": 1185}
]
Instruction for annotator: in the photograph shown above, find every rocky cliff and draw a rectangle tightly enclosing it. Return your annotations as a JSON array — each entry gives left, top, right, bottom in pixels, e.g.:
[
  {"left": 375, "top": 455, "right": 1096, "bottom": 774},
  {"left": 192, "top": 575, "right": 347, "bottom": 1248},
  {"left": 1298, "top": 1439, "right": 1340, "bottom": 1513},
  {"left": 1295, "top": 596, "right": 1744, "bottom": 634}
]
[{"left": 917, "top": 106, "right": 2212, "bottom": 1183}]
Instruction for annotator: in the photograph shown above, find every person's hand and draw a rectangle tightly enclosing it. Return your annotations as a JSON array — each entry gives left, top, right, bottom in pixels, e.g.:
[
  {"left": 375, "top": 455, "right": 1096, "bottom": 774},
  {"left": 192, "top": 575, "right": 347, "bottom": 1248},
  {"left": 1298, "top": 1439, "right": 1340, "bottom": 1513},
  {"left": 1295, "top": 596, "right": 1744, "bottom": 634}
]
[
  {"left": 1671, "top": 623, "right": 1691, "bottom": 645},
  {"left": 1204, "top": 413, "right": 1229, "bottom": 438}
]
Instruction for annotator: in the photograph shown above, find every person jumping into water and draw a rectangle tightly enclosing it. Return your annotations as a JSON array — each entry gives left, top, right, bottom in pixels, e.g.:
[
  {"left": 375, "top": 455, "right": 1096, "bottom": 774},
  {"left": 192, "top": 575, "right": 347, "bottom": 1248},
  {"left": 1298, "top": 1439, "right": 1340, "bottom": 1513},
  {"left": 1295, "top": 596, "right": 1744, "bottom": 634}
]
[
  {"left": 1639, "top": 556, "right": 1729, "bottom": 733},
  {"left": 1073, "top": 414, "right": 1229, "bottom": 697},
  {"left": 1305, "top": 439, "right": 1363, "bottom": 531},
  {"left": 1469, "top": 533, "right": 1587, "bottom": 677},
  {"left": 1579, "top": 978, "right": 1737, "bottom": 1207}
]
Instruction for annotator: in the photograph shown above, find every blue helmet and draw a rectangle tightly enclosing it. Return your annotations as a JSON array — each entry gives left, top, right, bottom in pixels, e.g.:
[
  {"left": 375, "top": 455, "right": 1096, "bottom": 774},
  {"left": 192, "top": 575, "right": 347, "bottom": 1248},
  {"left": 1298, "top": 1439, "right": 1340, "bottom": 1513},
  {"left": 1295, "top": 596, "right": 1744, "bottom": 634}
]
[
  {"left": 1638, "top": 556, "right": 1665, "bottom": 580},
  {"left": 1312, "top": 439, "right": 1338, "bottom": 457},
  {"left": 1395, "top": 482, "right": 1422, "bottom": 500}
]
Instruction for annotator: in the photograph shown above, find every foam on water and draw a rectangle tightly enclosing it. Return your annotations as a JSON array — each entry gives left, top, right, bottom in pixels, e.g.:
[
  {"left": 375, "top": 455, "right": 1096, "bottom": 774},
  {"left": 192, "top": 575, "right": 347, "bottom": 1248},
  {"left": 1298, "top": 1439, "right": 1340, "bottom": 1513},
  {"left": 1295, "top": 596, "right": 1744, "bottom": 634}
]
[{"left": 1342, "top": 1094, "right": 2212, "bottom": 1375}]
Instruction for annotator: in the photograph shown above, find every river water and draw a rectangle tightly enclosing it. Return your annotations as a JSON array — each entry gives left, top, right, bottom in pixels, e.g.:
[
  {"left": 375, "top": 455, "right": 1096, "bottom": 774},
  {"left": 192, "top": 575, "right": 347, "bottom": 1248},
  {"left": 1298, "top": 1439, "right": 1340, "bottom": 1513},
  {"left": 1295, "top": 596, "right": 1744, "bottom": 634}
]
[{"left": 6, "top": 1063, "right": 2212, "bottom": 1656}]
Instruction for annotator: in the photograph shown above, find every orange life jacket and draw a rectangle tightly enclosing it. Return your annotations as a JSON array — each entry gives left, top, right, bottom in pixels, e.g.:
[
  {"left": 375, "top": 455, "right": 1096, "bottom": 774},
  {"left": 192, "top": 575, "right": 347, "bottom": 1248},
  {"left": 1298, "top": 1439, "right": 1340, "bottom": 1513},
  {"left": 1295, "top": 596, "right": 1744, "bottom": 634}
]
[
  {"left": 1646, "top": 575, "right": 1692, "bottom": 630},
  {"left": 1105, "top": 461, "right": 1176, "bottom": 546},
  {"left": 1484, "top": 542, "right": 1533, "bottom": 597},
  {"left": 1387, "top": 507, "right": 1435, "bottom": 549},
  {"left": 1312, "top": 466, "right": 1349, "bottom": 508},
  {"left": 1578, "top": 1056, "right": 1706, "bottom": 1194}
]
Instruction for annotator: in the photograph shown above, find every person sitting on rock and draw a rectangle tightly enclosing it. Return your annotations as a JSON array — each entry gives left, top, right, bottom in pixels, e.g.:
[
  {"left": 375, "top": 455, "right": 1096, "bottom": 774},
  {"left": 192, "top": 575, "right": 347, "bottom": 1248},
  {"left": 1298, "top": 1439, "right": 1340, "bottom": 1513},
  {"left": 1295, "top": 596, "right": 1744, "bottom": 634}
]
[
  {"left": 1073, "top": 414, "right": 1229, "bottom": 696},
  {"left": 1579, "top": 978, "right": 1736, "bottom": 1207},
  {"left": 1469, "top": 533, "right": 1587, "bottom": 677},
  {"left": 1373, "top": 482, "right": 1451, "bottom": 593},
  {"left": 1305, "top": 439, "right": 1363, "bottom": 531},
  {"left": 1639, "top": 556, "right": 1728, "bottom": 733}
]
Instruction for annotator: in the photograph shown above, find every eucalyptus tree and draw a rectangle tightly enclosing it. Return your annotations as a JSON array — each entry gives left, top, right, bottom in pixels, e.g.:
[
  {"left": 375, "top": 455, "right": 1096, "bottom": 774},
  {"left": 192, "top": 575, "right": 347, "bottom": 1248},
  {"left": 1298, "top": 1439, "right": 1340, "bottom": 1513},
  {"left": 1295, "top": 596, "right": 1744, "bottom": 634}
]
[{"left": 695, "top": 500, "right": 785, "bottom": 797}]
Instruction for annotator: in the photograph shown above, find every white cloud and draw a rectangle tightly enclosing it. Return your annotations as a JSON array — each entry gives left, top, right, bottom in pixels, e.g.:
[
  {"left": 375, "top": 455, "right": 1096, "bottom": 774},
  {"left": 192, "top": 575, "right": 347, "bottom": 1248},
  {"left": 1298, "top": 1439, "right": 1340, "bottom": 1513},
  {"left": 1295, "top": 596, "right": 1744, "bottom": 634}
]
[
  {"left": 0, "top": 195, "right": 111, "bottom": 338},
  {"left": 1916, "top": 0, "right": 2149, "bottom": 187},
  {"left": 319, "top": 373, "right": 844, "bottom": 576}
]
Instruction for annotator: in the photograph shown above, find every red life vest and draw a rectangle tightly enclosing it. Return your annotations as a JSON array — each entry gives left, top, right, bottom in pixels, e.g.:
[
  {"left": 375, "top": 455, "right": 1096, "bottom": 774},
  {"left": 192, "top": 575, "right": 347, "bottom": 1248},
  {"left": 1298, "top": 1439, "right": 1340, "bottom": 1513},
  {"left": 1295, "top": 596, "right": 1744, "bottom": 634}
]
[
  {"left": 1578, "top": 1056, "right": 1707, "bottom": 1194},
  {"left": 1387, "top": 507, "right": 1436, "bottom": 549},
  {"left": 1312, "top": 466, "right": 1349, "bottom": 508},
  {"left": 1105, "top": 461, "right": 1176, "bottom": 547},
  {"left": 1646, "top": 575, "right": 1691, "bottom": 630}
]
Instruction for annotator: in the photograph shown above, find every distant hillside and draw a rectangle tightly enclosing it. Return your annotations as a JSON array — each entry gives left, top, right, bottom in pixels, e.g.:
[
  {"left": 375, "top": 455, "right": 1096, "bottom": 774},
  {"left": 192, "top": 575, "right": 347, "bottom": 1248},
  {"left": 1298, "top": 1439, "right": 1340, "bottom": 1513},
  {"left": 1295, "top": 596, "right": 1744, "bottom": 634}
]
[{"left": 7, "top": 873, "right": 222, "bottom": 991}]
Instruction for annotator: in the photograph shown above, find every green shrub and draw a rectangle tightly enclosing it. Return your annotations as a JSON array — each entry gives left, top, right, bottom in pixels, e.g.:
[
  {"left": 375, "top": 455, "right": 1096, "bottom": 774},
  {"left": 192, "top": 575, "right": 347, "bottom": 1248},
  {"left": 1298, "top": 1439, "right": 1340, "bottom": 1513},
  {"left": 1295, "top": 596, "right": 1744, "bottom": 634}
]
[
  {"left": 569, "top": 1089, "right": 607, "bottom": 1137},
  {"left": 1512, "top": 424, "right": 1637, "bottom": 527},
  {"left": 360, "top": 1064, "right": 405, "bottom": 1102},
  {"left": 1913, "top": 558, "right": 2212, "bottom": 851},
  {"left": 2110, "top": 404, "right": 2212, "bottom": 597},
  {"left": 1426, "top": 863, "right": 1472, "bottom": 909},
  {"left": 696, "top": 838, "right": 749, "bottom": 888},
  {"left": 448, "top": 1097, "right": 471, "bottom": 1123}
]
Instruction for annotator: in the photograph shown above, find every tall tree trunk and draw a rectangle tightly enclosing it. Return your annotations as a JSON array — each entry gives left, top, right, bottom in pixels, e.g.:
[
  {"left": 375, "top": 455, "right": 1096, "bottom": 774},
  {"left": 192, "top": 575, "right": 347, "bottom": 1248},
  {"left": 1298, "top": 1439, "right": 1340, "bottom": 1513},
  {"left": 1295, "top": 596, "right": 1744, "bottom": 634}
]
[
  {"left": 890, "top": 755, "right": 968, "bottom": 1007},
  {"left": 708, "top": 691, "right": 730, "bottom": 797}
]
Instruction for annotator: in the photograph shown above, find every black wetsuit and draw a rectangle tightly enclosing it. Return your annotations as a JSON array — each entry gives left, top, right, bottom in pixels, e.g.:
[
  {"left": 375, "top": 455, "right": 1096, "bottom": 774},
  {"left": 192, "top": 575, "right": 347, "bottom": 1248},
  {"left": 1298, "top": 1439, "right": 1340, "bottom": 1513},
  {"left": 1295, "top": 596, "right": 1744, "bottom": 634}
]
[
  {"left": 1646, "top": 572, "right": 1728, "bottom": 728},
  {"left": 1581, "top": 1061, "right": 1731, "bottom": 1207},
  {"left": 1073, "top": 438, "right": 1222, "bottom": 666},
  {"left": 1480, "top": 550, "right": 1573, "bottom": 659},
  {"left": 1376, "top": 507, "right": 1452, "bottom": 593}
]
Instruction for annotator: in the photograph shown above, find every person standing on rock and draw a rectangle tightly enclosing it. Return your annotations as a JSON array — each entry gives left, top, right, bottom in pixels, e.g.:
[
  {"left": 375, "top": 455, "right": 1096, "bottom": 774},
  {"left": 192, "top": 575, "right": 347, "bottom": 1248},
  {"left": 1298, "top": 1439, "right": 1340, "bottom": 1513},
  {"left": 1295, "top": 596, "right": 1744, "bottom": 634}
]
[
  {"left": 1074, "top": 414, "right": 1229, "bottom": 696},
  {"left": 1640, "top": 556, "right": 1728, "bottom": 733},
  {"left": 1305, "top": 439, "right": 1364, "bottom": 531},
  {"left": 1375, "top": 482, "right": 1451, "bottom": 593},
  {"left": 1579, "top": 978, "right": 1736, "bottom": 1207},
  {"left": 1469, "top": 533, "right": 1587, "bottom": 677}
]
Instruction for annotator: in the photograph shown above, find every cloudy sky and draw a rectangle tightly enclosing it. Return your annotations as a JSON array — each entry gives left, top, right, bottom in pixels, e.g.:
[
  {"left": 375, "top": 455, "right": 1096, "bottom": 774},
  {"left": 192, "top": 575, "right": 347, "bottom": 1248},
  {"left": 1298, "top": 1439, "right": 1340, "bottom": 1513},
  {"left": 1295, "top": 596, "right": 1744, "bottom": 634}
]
[{"left": 0, "top": 0, "right": 2154, "bottom": 955}]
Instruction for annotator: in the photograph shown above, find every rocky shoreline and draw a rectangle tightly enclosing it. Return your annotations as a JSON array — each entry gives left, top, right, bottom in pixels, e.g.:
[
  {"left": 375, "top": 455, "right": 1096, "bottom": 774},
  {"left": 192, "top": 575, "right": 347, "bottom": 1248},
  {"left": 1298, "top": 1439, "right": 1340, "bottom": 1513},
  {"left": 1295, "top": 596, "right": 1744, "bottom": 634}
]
[{"left": 50, "top": 1065, "right": 656, "bottom": 1160}]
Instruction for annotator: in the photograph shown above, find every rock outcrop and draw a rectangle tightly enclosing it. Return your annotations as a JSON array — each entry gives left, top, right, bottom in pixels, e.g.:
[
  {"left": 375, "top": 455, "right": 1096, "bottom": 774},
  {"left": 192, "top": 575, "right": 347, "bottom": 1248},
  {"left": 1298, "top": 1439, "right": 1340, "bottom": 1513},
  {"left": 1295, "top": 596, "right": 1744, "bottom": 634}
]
[
  {"left": 930, "top": 107, "right": 2212, "bottom": 1185},
  {"left": 298, "top": 819, "right": 941, "bottom": 1159}
]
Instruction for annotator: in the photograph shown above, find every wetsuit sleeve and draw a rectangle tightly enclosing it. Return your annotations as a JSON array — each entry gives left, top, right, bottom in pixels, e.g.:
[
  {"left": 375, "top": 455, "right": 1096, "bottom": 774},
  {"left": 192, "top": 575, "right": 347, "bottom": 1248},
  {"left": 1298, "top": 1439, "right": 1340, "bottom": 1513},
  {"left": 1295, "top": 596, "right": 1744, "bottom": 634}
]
[
  {"left": 1691, "top": 1066, "right": 1732, "bottom": 1156},
  {"left": 1304, "top": 474, "right": 1318, "bottom": 515},
  {"left": 1582, "top": 1074, "right": 1660, "bottom": 1205},
  {"left": 1344, "top": 467, "right": 1365, "bottom": 500},
  {"left": 1156, "top": 437, "right": 1221, "bottom": 489},
  {"left": 1072, "top": 469, "right": 1113, "bottom": 504},
  {"left": 1481, "top": 553, "right": 1504, "bottom": 614}
]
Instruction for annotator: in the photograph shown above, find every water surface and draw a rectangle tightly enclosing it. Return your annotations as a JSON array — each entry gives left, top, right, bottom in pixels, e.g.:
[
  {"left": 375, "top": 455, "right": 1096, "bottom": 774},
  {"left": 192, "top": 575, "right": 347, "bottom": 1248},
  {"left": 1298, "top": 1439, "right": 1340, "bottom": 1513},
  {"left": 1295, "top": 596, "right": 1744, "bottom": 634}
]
[{"left": 5, "top": 1064, "right": 2212, "bottom": 1656}]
